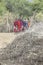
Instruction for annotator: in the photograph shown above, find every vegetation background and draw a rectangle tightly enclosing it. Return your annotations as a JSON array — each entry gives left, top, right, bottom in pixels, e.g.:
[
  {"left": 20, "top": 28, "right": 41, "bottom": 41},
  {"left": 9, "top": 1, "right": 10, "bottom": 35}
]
[{"left": 0, "top": 0, "right": 43, "bottom": 32}]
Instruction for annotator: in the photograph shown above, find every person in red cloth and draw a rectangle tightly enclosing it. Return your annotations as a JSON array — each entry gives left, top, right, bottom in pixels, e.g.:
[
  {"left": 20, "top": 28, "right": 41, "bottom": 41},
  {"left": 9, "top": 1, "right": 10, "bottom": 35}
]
[
  {"left": 14, "top": 19, "right": 23, "bottom": 32},
  {"left": 14, "top": 16, "right": 30, "bottom": 32}
]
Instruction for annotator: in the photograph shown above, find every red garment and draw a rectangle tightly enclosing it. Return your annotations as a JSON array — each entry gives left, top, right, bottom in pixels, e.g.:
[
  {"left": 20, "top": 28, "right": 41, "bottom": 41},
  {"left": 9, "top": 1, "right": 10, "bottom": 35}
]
[
  {"left": 14, "top": 20, "right": 23, "bottom": 32},
  {"left": 17, "top": 20, "right": 21, "bottom": 29}
]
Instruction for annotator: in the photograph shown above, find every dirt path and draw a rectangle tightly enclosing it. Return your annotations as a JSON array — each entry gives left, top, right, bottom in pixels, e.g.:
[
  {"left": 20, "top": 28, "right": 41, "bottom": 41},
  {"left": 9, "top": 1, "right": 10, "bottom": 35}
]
[
  {"left": 0, "top": 30, "right": 29, "bottom": 49},
  {"left": 0, "top": 33, "right": 16, "bottom": 48},
  {"left": 0, "top": 32, "right": 27, "bottom": 49}
]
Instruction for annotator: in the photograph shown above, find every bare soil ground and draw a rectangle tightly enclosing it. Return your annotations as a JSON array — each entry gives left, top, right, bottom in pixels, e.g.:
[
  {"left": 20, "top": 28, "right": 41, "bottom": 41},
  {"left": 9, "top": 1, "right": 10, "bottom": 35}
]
[
  {"left": 0, "top": 22, "right": 43, "bottom": 65},
  {"left": 0, "top": 33, "right": 16, "bottom": 48},
  {"left": 0, "top": 32, "right": 43, "bottom": 65}
]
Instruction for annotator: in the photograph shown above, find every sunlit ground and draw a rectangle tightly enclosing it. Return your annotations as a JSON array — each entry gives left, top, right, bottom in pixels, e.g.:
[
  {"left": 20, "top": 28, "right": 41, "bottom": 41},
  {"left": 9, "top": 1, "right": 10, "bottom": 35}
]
[{"left": 0, "top": 33, "right": 16, "bottom": 48}]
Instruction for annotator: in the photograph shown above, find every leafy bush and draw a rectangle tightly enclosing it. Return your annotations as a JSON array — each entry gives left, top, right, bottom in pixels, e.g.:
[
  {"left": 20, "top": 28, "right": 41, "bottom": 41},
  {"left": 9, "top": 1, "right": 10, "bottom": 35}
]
[{"left": 35, "top": 12, "right": 43, "bottom": 22}]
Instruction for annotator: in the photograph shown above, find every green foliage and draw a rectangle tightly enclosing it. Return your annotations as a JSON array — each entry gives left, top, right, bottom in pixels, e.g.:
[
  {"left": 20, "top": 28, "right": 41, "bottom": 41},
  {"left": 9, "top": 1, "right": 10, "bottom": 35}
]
[
  {"left": 32, "top": 0, "right": 43, "bottom": 12},
  {"left": 0, "top": 0, "right": 6, "bottom": 15},
  {"left": 35, "top": 12, "right": 43, "bottom": 21},
  {"left": 0, "top": 0, "right": 43, "bottom": 17}
]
